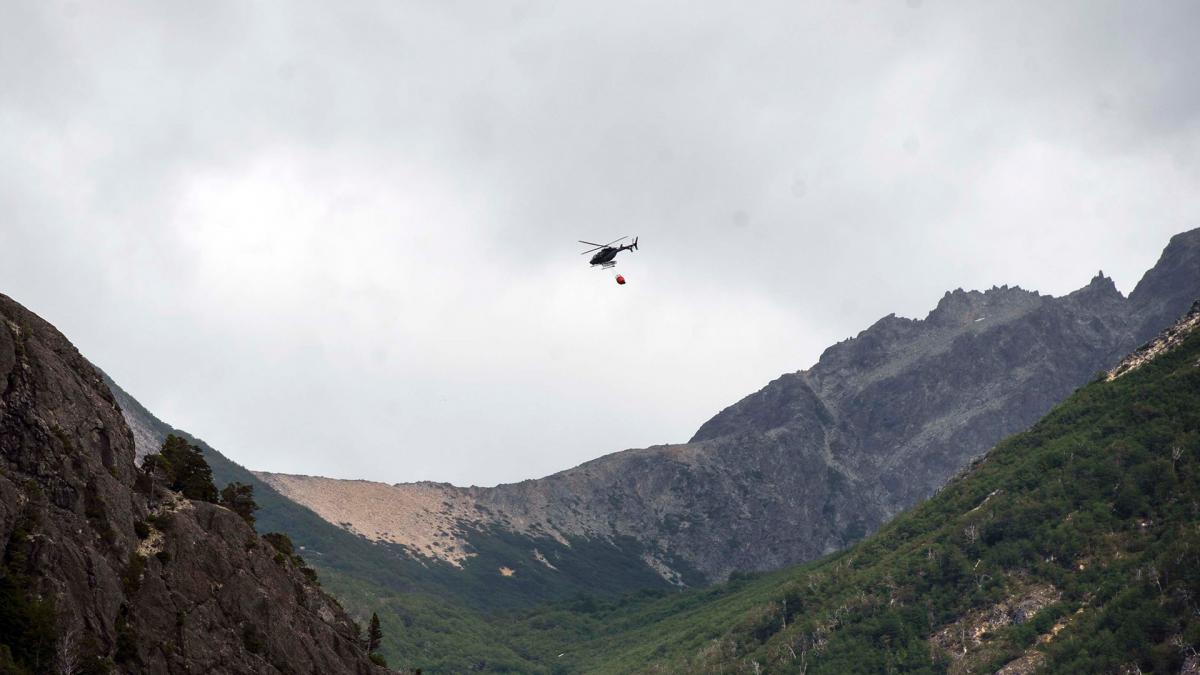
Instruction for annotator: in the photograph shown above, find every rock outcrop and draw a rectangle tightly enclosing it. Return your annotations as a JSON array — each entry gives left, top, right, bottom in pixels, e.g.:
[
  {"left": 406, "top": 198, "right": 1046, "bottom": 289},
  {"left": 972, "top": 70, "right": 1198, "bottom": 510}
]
[
  {"left": 1108, "top": 300, "right": 1200, "bottom": 381},
  {"left": 0, "top": 293, "right": 384, "bottom": 674}
]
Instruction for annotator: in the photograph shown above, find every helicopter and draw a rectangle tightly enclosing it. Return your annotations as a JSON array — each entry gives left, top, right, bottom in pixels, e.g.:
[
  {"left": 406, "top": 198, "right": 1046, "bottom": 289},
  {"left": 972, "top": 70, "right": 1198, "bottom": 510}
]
[
  {"left": 579, "top": 236, "right": 638, "bottom": 284},
  {"left": 579, "top": 236, "right": 638, "bottom": 268}
]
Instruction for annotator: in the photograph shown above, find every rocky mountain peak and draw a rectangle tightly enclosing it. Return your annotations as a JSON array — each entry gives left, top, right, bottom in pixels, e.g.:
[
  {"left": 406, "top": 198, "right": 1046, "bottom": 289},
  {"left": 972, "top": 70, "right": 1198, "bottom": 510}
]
[
  {"left": 1059, "top": 270, "right": 1126, "bottom": 315},
  {"left": 1078, "top": 269, "right": 1121, "bottom": 297},
  {"left": 925, "top": 284, "right": 1043, "bottom": 328},
  {"left": 928, "top": 287, "right": 982, "bottom": 326},
  {"left": 1129, "top": 227, "right": 1200, "bottom": 338}
]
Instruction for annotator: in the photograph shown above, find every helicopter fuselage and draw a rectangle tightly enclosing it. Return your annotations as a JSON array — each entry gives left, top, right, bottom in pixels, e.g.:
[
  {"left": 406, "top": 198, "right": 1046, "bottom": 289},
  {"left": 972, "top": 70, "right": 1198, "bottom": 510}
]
[{"left": 589, "top": 244, "right": 634, "bottom": 266}]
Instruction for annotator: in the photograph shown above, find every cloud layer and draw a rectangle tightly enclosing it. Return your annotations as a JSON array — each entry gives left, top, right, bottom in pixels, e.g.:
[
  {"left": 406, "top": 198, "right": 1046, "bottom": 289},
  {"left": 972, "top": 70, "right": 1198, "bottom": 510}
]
[{"left": 2, "top": 0, "right": 1198, "bottom": 485}]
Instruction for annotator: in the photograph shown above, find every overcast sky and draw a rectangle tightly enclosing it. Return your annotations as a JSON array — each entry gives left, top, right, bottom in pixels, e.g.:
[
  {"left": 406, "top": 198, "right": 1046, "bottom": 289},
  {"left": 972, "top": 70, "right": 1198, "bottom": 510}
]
[{"left": 2, "top": 1, "right": 1198, "bottom": 486}]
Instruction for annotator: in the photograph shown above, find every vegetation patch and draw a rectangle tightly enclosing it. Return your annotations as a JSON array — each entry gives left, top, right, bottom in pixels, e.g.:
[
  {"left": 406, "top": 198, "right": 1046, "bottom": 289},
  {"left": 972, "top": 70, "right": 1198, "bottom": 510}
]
[
  {"left": 147, "top": 435, "right": 220, "bottom": 503},
  {"left": 0, "top": 562, "right": 57, "bottom": 673},
  {"left": 121, "top": 553, "right": 147, "bottom": 596}
]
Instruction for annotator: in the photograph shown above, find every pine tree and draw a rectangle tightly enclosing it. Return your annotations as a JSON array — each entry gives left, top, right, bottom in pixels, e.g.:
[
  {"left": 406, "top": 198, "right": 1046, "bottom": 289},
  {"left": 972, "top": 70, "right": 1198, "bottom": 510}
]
[
  {"left": 159, "top": 435, "right": 218, "bottom": 503},
  {"left": 220, "top": 482, "right": 258, "bottom": 525},
  {"left": 366, "top": 612, "right": 383, "bottom": 655}
]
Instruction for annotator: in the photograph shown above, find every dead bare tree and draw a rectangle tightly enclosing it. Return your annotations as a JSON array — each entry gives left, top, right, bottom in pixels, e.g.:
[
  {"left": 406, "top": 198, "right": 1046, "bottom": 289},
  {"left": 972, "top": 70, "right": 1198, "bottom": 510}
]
[
  {"left": 1148, "top": 564, "right": 1164, "bottom": 598},
  {"left": 54, "top": 624, "right": 80, "bottom": 675}
]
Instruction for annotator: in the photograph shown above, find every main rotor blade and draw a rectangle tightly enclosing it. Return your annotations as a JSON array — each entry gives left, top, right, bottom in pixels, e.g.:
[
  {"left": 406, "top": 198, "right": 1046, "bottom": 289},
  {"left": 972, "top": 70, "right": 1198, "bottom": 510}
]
[
  {"left": 578, "top": 240, "right": 606, "bottom": 247},
  {"left": 602, "top": 236, "right": 628, "bottom": 247},
  {"left": 579, "top": 246, "right": 604, "bottom": 255}
]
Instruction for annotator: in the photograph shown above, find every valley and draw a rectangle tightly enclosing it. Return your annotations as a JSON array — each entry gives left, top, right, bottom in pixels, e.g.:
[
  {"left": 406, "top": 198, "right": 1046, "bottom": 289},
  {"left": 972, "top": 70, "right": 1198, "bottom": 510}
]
[{"left": 3, "top": 229, "right": 1198, "bottom": 672}]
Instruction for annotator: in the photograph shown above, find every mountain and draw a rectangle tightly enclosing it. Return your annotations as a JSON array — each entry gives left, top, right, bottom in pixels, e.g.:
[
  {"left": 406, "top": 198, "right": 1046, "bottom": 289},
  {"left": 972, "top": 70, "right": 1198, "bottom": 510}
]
[
  {"left": 0, "top": 294, "right": 384, "bottom": 674},
  {"left": 257, "top": 229, "right": 1200, "bottom": 588},
  {"left": 500, "top": 298, "right": 1200, "bottom": 674}
]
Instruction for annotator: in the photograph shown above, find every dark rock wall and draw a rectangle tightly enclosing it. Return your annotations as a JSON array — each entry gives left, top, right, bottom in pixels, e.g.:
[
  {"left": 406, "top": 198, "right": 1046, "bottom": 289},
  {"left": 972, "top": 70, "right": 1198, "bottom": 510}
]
[{"left": 0, "top": 294, "right": 382, "bottom": 674}]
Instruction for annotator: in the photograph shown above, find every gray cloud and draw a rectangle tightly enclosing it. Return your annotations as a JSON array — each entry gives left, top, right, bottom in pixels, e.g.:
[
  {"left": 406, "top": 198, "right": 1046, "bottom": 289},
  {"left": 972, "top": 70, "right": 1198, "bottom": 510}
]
[{"left": 2, "top": 0, "right": 1198, "bottom": 485}]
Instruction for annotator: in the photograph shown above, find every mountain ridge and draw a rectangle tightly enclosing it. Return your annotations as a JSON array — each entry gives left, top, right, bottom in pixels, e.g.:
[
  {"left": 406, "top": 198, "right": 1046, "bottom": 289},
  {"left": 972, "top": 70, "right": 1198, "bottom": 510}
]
[{"left": 257, "top": 228, "right": 1200, "bottom": 587}]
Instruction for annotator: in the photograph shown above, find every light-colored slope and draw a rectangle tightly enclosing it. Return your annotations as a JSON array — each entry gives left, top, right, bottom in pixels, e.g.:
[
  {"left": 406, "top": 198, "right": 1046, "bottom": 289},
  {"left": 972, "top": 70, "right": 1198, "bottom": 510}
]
[{"left": 256, "top": 472, "right": 484, "bottom": 566}]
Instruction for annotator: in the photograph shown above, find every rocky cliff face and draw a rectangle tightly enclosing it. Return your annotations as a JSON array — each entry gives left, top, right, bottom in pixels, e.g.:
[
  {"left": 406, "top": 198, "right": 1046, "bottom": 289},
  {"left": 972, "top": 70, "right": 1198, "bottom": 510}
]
[
  {"left": 0, "top": 294, "right": 384, "bottom": 674},
  {"left": 257, "top": 229, "right": 1200, "bottom": 587}
]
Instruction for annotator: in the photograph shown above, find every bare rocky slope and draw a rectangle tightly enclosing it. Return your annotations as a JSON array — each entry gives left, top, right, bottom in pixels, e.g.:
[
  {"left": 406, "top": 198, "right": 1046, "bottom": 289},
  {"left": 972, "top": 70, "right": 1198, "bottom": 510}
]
[
  {"left": 0, "top": 293, "right": 385, "bottom": 674},
  {"left": 257, "top": 228, "right": 1200, "bottom": 585}
]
